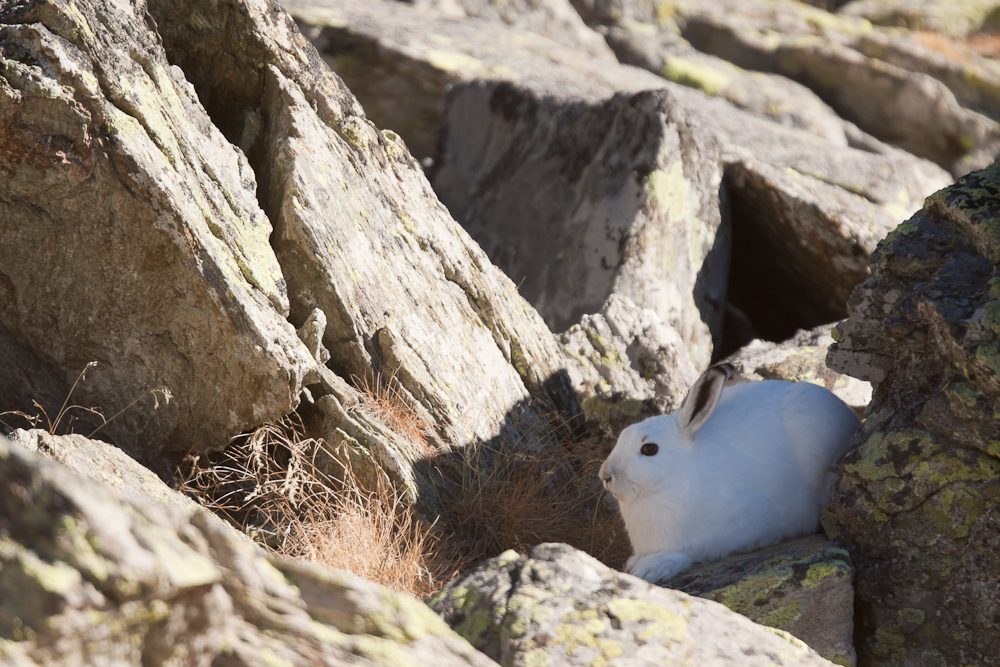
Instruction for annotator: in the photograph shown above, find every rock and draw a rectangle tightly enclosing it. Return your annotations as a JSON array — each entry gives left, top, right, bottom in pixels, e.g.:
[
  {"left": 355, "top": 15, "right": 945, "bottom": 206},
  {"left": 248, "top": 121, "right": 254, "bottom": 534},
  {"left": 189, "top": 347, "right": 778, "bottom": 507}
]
[
  {"left": 602, "top": 21, "right": 851, "bottom": 146},
  {"left": 0, "top": 434, "right": 498, "bottom": 667},
  {"left": 430, "top": 542, "right": 838, "bottom": 666},
  {"left": 723, "top": 324, "right": 872, "bottom": 416},
  {"left": 560, "top": 294, "right": 699, "bottom": 411},
  {"left": 289, "top": 0, "right": 731, "bottom": 366},
  {"left": 436, "top": 81, "right": 730, "bottom": 366},
  {"left": 3, "top": 0, "right": 583, "bottom": 490},
  {"left": 285, "top": 0, "right": 666, "bottom": 160},
  {"left": 0, "top": 0, "right": 317, "bottom": 464},
  {"left": 853, "top": 29, "right": 1000, "bottom": 133},
  {"left": 672, "top": 0, "right": 1000, "bottom": 175},
  {"left": 290, "top": 0, "right": 950, "bottom": 366},
  {"left": 840, "top": 0, "right": 1000, "bottom": 38},
  {"left": 667, "top": 535, "right": 856, "bottom": 667},
  {"left": 825, "top": 162, "right": 1000, "bottom": 665},
  {"left": 400, "top": 0, "right": 616, "bottom": 59},
  {"left": 566, "top": 0, "right": 659, "bottom": 26},
  {"left": 7, "top": 428, "right": 205, "bottom": 514}
]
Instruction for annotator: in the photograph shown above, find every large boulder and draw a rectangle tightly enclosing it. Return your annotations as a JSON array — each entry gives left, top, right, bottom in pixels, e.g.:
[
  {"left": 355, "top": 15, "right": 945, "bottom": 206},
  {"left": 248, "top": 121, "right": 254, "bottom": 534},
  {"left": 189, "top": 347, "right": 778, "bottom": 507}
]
[
  {"left": 840, "top": 0, "right": 1000, "bottom": 38},
  {"left": 430, "top": 542, "right": 838, "bottom": 666},
  {"left": 602, "top": 21, "right": 851, "bottom": 146},
  {"left": 435, "top": 81, "right": 730, "bottom": 365},
  {"left": 287, "top": 0, "right": 949, "bottom": 367},
  {"left": 669, "top": 0, "right": 1000, "bottom": 175},
  {"left": 667, "top": 535, "right": 856, "bottom": 667},
  {"left": 0, "top": 0, "right": 316, "bottom": 465},
  {"left": 825, "top": 162, "right": 1000, "bottom": 666},
  {"left": 400, "top": 0, "right": 615, "bottom": 59},
  {"left": 2, "top": 0, "right": 581, "bottom": 486},
  {"left": 0, "top": 434, "right": 498, "bottom": 667}
]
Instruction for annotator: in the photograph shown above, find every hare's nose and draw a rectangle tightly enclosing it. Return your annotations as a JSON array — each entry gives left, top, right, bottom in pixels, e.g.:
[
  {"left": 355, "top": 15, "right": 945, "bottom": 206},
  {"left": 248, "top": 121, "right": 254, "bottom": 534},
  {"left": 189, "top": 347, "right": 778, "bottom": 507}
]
[{"left": 599, "top": 466, "right": 613, "bottom": 486}]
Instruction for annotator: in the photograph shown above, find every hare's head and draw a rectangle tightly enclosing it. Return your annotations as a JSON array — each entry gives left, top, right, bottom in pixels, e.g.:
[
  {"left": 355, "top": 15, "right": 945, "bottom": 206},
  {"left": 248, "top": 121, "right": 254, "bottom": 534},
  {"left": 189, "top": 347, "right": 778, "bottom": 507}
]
[{"left": 598, "top": 364, "right": 732, "bottom": 504}]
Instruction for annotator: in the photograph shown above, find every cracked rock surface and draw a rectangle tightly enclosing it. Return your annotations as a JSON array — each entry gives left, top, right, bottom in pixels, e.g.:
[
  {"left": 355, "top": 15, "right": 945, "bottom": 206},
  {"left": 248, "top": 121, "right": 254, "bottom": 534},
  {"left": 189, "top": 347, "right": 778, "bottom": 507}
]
[
  {"left": 430, "top": 542, "right": 837, "bottom": 667},
  {"left": 826, "top": 162, "right": 1000, "bottom": 666},
  {"left": 0, "top": 434, "right": 498, "bottom": 667}
]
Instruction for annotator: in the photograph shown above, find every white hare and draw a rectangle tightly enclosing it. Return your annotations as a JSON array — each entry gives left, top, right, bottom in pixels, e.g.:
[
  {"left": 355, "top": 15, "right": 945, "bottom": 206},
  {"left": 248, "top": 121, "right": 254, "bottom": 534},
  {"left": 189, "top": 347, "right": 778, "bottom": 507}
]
[{"left": 599, "top": 363, "right": 860, "bottom": 584}]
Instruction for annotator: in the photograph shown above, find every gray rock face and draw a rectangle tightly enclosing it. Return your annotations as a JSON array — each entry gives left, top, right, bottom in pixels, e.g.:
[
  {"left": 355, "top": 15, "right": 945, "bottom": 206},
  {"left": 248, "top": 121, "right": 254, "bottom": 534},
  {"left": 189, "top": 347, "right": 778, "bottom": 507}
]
[
  {"left": 430, "top": 542, "right": 837, "bottom": 666},
  {"left": 724, "top": 324, "right": 872, "bottom": 416},
  {"left": 289, "top": 0, "right": 951, "bottom": 369},
  {"left": 0, "top": 0, "right": 316, "bottom": 464},
  {"left": 667, "top": 535, "right": 856, "bottom": 667},
  {"left": 840, "top": 0, "right": 1000, "bottom": 38},
  {"left": 2, "top": 0, "right": 582, "bottom": 488},
  {"left": 435, "top": 81, "right": 729, "bottom": 365},
  {"left": 0, "top": 434, "right": 498, "bottom": 667},
  {"left": 402, "top": 0, "right": 616, "bottom": 59},
  {"left": 560, "top": 294, "right": 699, "bottom": 410},
  {"left": 602, "top": 21, "right": 851, "bottom": 146},
  {"left": 670, "top": 0, "right": 1000, "bottom": 175},
  {"left": 825, "top": 162, "right": 1000, "bottom": 666}
]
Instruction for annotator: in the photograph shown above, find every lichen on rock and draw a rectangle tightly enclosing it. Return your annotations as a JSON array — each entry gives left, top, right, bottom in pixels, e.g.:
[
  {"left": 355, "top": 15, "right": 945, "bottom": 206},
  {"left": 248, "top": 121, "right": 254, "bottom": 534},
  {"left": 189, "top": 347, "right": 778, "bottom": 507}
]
[{"left": 826, "top": 161, "right": 1000, "bottom": 666}]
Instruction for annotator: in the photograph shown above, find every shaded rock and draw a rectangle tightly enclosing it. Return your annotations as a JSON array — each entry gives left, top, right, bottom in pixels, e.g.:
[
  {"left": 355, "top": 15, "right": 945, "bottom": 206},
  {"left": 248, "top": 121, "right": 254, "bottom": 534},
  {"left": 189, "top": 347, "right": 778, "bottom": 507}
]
[
  {"left": 0, "top": 0, "right": 317, "bottom": 464},
  {"left": 430, "top": 542, "right": 837, "bottom": 666},
  {"left": 566, "top": 0, "right": 659, "bottom": 26},
  {"left": 0, "top": 435, "right": 497, "bottom": 667},
  {"left": 602, "top": 21, "right": 850, "bottom": 146},
  {"left": 286, "top": 0, "right": 666, "bottom": 160},
  {"left": 673, "top": 0, "right": 1000, "bottom": 175},
  {"left": 840, "top": 0, "right": 1000, "bottom": 38},
  {"left": 436, "top": 81, "right": 729, "bottom": 366},
  {"left": 290, "top": 0, "right": 949, "bottom": 364},
  {"left": 400, "top": 0, "right": 616, "bottom": 59},
  {"left": 4, "top": 0, "right": 583, "bottom": 495},
  {"left": 825, "top": 162, "right": 1000, "bottom": 666},
  {"left": 560, "top": 294, "right": 699, "bottom": 411},
  {"left": 668, "top": 535, "right": 856, "bottom": 667},
  {"left": 724, "top": 324, "right": 872, "bottom": 416}
]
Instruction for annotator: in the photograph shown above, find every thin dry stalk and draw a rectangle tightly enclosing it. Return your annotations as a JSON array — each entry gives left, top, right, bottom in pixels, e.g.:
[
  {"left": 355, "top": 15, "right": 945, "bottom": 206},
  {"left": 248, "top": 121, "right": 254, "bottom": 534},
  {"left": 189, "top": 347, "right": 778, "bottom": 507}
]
[{"left": 354, "top": 372, "right": 434, "bottom": 455}]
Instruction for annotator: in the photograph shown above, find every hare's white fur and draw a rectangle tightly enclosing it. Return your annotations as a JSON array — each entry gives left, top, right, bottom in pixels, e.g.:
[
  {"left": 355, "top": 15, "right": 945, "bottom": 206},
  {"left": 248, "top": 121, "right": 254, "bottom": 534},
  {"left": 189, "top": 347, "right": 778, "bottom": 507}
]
[{"left": 599, "top": 364, "right": 859, "bottom": 584}]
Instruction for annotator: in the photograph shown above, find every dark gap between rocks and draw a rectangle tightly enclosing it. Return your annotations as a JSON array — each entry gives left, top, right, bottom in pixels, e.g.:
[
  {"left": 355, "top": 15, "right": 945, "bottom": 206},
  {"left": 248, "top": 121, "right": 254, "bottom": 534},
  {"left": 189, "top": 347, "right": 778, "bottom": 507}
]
[{"left": 718, "top": 170, "right": 842, "bottom": 356}]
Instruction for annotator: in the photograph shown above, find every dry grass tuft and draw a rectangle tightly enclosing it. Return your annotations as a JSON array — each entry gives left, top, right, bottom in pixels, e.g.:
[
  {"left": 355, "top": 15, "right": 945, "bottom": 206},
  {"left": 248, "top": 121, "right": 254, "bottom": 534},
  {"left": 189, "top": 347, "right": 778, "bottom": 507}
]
[
  {"left": 354, "top": 372, "right": 435, "bottom": 455},
  {"left": 179, "top": 400, "right": 630, "bottom": 599},
  {"left": 428, "top": 409, "right": 632, "bottom": 572},
  {"left": 178, "top": 415, "right": 454, "bottom": 598}
]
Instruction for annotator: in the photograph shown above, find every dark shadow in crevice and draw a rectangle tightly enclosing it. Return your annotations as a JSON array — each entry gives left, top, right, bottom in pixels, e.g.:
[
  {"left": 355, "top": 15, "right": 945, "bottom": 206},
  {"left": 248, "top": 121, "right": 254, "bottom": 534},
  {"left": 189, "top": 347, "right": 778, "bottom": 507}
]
[{"left": 716, "top": 166, "right": 844, "bottom": 357}]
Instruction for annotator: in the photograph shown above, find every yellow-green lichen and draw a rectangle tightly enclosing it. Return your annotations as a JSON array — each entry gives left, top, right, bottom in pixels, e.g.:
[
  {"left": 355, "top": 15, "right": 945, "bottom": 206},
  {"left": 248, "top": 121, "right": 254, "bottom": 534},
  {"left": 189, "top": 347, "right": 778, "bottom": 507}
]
[
  {"left": 661, "top": 57, "right": 732, "bottom": 96},
  {"left": 523, "top": 648, "right": 550, "bottom": 667},
  {"left": 802, "top": 562, "right": 841, "bottom": 588},
  {"left": 756, "top": 600, "right": 802, "bottom": 629},
  {"left": 604, "top": 599, "right": 687, "bottom": 642}
]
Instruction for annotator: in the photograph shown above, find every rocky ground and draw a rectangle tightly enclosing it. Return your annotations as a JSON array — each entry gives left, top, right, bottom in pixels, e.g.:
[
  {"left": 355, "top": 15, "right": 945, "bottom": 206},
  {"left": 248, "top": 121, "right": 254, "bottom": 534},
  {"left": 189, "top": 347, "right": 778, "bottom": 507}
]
[{"left": 2, "top": 0, "right": 1000, "bottom": 665}]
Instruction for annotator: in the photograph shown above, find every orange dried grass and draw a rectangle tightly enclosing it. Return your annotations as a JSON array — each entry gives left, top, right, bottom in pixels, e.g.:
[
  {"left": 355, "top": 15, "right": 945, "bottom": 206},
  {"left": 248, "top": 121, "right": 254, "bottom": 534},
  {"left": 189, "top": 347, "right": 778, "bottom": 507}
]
[
  {"left": 178, "top": 415, "right": 452, "bottom": 598},
  {"left": 179, "top": 399, "right": 630, "bottom": 599}
]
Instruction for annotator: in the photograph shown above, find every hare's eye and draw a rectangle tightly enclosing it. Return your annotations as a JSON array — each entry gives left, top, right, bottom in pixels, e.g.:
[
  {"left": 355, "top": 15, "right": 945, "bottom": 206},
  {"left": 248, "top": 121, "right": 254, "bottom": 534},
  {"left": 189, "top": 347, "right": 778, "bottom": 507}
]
[{"left": 640, "top": 442, "right": 659, "bottom": 456}]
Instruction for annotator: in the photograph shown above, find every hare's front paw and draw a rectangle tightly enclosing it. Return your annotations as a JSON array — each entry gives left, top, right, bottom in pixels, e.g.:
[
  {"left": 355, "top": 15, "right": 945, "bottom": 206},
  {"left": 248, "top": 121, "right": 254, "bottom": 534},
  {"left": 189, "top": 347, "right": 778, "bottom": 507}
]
[{"left": 626, "top": 552, "right": 693, "bottom": 584}]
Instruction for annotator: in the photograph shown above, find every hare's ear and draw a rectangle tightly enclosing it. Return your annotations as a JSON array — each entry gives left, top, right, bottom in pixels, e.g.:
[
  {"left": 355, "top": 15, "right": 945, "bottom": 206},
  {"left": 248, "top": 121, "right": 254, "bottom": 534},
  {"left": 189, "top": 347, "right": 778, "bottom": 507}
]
[{"left": 677, "top": 363, "right": 733, "bottom": 440}]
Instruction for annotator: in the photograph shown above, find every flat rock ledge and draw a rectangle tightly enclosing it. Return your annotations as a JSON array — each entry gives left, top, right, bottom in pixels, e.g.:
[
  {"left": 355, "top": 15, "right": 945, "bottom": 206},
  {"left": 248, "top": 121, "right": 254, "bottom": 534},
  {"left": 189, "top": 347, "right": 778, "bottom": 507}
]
[{"left": 430, "top": 542, "right": 837, "bottom": 667}]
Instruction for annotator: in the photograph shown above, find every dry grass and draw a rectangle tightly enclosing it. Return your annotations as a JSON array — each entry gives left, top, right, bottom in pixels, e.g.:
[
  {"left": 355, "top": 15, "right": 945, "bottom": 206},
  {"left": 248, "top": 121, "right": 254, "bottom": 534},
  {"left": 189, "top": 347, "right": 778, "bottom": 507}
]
[
  {"left": 178, "top": 416, "right": 454, "bottom": 599},
  {"left": 429, "top": 413, "right": 631, "bottom": 572},
  {"left": 179, "top": 397, "right": 630, "bottom": 599},
  {"left": 354, "top": 372, "right": 435, "bottom": 455}
]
